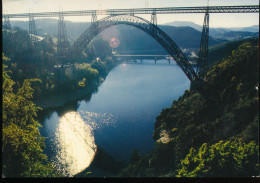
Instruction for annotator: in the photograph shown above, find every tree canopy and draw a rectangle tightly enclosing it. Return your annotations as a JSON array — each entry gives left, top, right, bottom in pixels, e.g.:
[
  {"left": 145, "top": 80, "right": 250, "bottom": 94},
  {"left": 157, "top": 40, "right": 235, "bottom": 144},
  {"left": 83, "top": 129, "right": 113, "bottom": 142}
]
[
  {"left": 2, "top": 54, "right": 57, "bottom": 177},
  {"left": 177, "top": 139, "right": 259, "bottom": 177}
]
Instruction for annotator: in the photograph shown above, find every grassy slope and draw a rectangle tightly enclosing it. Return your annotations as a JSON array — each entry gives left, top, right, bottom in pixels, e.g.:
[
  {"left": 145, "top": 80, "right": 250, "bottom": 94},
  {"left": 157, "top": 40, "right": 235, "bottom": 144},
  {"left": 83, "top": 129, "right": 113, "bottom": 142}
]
[{"left": 119, "top": 39, "right": 259, "bottom": 177}]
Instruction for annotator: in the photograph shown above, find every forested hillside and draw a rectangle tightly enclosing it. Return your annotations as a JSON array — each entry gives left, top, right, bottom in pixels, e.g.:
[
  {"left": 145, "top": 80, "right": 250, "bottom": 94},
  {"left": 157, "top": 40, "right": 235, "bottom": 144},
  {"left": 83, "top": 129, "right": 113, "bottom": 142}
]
[
  {"left": 2, "top": 54, "right": 58, "bottom": 177},
  {"left": 2, "top": 25, "right": 119, "bottom": 177},
  {"left": 208, "top": 37, "right": 259, "bottom": 65},
  {"left": 119, "top": 39, "right": 259, "bottom": 177},
  {"left": 2, "top": 27, "right": 118, "bottom": 105}
]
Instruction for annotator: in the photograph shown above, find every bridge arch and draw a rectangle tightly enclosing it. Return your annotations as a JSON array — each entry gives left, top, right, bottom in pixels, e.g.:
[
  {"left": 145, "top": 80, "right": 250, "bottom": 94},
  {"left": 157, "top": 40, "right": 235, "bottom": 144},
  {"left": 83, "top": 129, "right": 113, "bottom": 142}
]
[{"left": 69, "top": 15, "right": 197, "bottom": 81}]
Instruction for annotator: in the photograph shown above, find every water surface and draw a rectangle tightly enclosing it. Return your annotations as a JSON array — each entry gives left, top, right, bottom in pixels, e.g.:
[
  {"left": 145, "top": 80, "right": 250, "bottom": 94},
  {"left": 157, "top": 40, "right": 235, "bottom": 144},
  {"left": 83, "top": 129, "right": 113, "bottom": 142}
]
[{"left": 40, "top": 60, "right": 190, "bottom": 176}]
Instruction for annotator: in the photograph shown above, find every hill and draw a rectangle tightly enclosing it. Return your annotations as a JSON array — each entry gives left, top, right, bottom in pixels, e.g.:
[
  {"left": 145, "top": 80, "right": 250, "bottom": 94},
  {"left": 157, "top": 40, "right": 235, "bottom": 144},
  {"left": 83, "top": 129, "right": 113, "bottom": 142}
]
[
  {"left": 208, "top": 37, "right": 259, "bottom": 65},
  {"left": 165, "top": 21, "right": 259, "bottom": 40},
  {"left": 8, "top": 19, "right": 91, "bottom": 42},
  {"left": 9, "top": 18, "right": 224, "bottom": 54},
  {"left": 119, "top": 38, "right": 259, "bottom": 177},
  {"left": 165, "top": 21, "right": 202, "bottom": 31}
]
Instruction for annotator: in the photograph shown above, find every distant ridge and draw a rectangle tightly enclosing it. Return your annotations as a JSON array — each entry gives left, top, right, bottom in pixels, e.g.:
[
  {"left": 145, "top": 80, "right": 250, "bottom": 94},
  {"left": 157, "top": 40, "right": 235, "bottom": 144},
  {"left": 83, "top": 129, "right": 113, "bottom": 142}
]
[
  {"left": 164, "top": 21, "right": 202, "bottom": 31},
  {"left": 164, "top": 21, "right": 259, "bottom": 33},
  {"left": 6, "top": 19, "right": 258, "bottom": 54}
]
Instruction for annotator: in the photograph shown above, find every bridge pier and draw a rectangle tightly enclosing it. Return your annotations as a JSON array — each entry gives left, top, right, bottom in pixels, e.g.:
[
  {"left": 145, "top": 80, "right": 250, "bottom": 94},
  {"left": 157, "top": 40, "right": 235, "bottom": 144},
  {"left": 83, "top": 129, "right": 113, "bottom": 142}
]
[
  {"left": 29, "top": 14, "right": 38, "bottom": 46},
  {"left": 151, "top": 11, "right": 157, "bottom": 26},
  {"left": 3, "top": 16, "right": 12, "bottom": 30},
  {"left": 141, "top": 59, "right": 143, "bottom": 64},
  {"left": 154, "top": 57, "right": 157, "bottom": 64},
  {"left": 91, "top": 11, "right": 97, "bottom": 25},
  {"left": 196, "top": 7, "right": 209, "bottom": 75},
  {"left": 57, "top": 11, "right": 68, "bottom": 65},
  {"left": 168, "top": 59, "right": 170, "bottom": 64}
]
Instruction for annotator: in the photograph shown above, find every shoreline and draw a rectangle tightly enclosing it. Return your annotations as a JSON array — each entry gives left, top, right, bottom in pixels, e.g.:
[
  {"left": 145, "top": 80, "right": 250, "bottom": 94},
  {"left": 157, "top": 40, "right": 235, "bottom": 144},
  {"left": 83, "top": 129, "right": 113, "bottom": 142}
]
[
  {"left": 33, "top": 59, "right": 120, "bottom": 111},
  {"left": 33, "top": 80, "right": 100, "bottom": 111}
]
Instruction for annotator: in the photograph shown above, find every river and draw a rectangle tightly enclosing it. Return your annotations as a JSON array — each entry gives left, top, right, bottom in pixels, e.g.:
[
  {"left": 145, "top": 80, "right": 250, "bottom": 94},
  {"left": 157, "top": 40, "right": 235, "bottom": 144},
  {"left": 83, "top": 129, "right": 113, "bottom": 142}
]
[{"left": 39, "top": 60, "right": 190, "bottom": 177}]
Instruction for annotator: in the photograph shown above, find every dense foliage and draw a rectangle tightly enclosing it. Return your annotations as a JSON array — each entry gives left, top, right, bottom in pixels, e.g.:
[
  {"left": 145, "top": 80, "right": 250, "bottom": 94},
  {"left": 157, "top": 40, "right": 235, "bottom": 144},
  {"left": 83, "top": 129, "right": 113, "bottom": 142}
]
[
  {"left": 208, "top": 37, "right": 258, "bottom": 65},
  {"left": 177, "top": 139, "right": 259, "bottom": 177},
  {"left": 2, "top": 54, "right": 57, "bottom": 177},
  {"left": 2, "top": 27, "right": 118, "bottom": 104},
  {"left": 119, "top": 40, "right": 259, "bottom": 177}
]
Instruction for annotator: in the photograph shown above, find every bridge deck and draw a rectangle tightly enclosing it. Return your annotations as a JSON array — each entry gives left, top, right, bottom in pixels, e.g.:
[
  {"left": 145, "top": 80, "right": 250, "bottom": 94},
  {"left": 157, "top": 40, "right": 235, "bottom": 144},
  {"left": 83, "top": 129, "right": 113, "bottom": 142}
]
[{"left": 3, "top": 5, "right": 259, "bottom": 18}]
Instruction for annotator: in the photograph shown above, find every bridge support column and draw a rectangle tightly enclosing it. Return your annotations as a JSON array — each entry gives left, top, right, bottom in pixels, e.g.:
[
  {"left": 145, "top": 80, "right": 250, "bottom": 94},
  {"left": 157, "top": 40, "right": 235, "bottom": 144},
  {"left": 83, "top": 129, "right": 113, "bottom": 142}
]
[
  {"left": 91, "top": 11, "right": 97, "bottom": 25},
  {"left": 151, "top": 11, "right": 157, "bottom": 26},
  {"left": 3, "top": 16, "right": 12, "bottom": 30},
  {"left": 29, "top": 14, "right": 38, "bottom": 47},
  {"left": 168, "top": 59, "right": 170, "bottom": 64},
  {"left": 151, "top": 11, "right": 157, "bottom": 34},
  {"left": 57, "top": 11, "right": 68, "bottom": 66},
  {"left": 154, "top": 57, "right": 157, "bottom": 64},
  {"left": 141, "top": 59, "right": 143, "bottom": 64},
  {"left": 196, "top": 8, "right": 209, "bottom": 76},
  {"left": 91, "top": 11, "right": 98, "bottom": 34}
]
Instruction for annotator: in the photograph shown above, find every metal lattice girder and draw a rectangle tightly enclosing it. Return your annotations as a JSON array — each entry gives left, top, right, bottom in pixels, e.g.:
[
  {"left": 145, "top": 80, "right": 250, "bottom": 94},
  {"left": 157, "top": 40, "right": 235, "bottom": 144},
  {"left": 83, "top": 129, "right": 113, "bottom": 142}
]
[
  {"left": 29, "top": 14, "right": 38, "bottom": 46},
  {"left": 57, "top": 12, "right": 69, "bottom": 65},
  {"left": 3, "top": 5, "right": 259, "bottom": 18},
  {"left": 3, "top": 16, "right": 12, "bottom": 29},
  {"left": 196, "top": 9, "right": 209, "bottom": 75},
  {"left": 69, "top": 15, "right": 197, "bottom": 81}
]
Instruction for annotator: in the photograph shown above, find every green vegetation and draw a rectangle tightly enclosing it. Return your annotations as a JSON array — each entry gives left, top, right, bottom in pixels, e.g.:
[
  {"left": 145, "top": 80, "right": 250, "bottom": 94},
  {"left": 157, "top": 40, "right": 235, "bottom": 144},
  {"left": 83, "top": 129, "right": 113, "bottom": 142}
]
[
  {"left": 2, "top": 54, "right": 57, "bottom": 177},
  {"left": 208, "top": 37, "right": 259, "bottom": 65},
  {"left": 119, "top": 40, "right": 259, "bottom": 177},
  {"left": 2, "top": 27, "right": 118, "bottom": 107},
  {"left": 2, "top": 26, "right": 118, "bottom": 177},
  {"left": 3, "top": 23, "right": 258, "bottom": 177},
  {"left": 177, "top": 139, "right": 259, "bottom": 177}
]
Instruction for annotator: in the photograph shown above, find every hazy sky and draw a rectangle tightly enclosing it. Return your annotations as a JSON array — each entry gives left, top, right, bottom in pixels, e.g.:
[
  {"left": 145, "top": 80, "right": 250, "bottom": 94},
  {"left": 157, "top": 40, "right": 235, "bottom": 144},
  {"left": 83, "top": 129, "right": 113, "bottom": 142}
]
[{"left": 2, "top": 0, "right": 259, "bottom": 27}]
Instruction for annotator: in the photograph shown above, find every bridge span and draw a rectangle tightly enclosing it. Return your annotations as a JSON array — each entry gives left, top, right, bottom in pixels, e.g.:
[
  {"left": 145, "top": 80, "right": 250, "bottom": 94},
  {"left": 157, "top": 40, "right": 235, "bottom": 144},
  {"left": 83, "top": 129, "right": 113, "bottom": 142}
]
[
  {"left": 2, "top": 5, "right": 259, "bottom": 86},
  {"left": 114, "top": 54, "right": 171, "bottom": 57},
  {"left": 114, "top": 54, "right": 198, "bottom": 65},
  {"left": 114, "top": 54, "right": 173, "bottom": 64},
  {"left": 2, "top": 5, "right": 259, "bottom": 18}
]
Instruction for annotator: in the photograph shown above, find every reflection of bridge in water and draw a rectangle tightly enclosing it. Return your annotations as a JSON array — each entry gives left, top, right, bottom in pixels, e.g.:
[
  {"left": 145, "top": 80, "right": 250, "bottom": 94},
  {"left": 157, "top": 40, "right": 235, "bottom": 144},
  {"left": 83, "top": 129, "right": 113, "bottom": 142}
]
[{"left": 3, "top": 5, "right": 259, "bottom": 88}]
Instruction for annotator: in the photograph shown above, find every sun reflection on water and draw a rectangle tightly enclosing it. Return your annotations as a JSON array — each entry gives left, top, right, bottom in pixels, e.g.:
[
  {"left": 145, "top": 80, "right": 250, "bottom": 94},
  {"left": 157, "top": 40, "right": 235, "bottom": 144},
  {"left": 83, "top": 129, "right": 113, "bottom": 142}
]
[
  {"left": 53, "top": 111, "right": 97, "bottom": 177},
  {"left": 78, "top": 111, "right": 117, "bottom": 130}
]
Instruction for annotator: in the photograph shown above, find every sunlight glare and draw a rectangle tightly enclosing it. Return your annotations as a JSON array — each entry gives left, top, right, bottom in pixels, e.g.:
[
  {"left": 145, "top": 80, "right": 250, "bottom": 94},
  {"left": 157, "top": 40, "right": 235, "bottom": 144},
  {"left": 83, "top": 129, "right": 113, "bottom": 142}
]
[{"left": 54, "top": 111, "right": 97, "bottom": 177}]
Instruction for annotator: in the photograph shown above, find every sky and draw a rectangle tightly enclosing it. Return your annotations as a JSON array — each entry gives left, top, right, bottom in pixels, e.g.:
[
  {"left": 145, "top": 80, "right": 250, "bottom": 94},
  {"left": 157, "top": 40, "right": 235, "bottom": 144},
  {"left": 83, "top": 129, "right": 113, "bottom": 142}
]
[{"left": 2, "top": 0, "right": 259, "bottom": 28}]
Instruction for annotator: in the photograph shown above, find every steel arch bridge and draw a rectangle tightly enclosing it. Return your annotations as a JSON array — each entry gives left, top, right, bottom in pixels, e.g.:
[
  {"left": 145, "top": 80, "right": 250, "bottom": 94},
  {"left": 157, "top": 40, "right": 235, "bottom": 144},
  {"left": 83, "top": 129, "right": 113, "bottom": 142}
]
[{"left": 69, "top": 15, "right": 197, "bottom": 81}]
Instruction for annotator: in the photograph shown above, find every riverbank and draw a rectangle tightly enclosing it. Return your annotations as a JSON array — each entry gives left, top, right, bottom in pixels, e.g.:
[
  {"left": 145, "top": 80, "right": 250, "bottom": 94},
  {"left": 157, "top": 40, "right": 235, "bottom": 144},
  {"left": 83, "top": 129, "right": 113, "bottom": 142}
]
[
  {"left": 34, "top": 59, "right": 121, "bottom": 111},
  {"left": 118, "top": 40, "right": 259, "bottom": 177},
  {"left": 34, "top": 80, "right": 100, "bottom": 110},
  {"left": 39, "top": 61, "right": 191, "bottom": 177},
  {"left": 75, "top": 146, "right": 126, "bottom": 177}
]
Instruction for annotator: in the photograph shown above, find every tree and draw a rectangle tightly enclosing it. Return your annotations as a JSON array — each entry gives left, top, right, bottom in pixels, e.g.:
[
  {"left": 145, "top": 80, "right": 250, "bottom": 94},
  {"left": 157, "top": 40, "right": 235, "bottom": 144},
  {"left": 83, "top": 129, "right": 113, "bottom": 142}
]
[
  {"left": 2, "top": 54, "right": 57, "bottom": 177},
  {"left": 177, "top": 139, "right": 259, "bottom": 177}
]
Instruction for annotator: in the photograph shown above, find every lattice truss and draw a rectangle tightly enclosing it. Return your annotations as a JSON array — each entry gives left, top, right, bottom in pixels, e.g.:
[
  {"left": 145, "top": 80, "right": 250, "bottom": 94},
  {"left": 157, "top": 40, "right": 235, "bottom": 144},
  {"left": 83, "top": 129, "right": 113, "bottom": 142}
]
[
  {"left": 71, "top": 15, "right": 197, "bottom": 81},
  {"left": 57, "top": 12, "right": 69, "bottom": 65}
]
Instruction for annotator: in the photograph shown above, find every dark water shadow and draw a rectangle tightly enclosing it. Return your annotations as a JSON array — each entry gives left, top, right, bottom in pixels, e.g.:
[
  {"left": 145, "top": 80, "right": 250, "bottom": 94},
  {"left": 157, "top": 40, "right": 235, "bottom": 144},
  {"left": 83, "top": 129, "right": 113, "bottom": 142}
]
[{"left": 75, "top": 146, "right": 126, "bottom": 177}]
